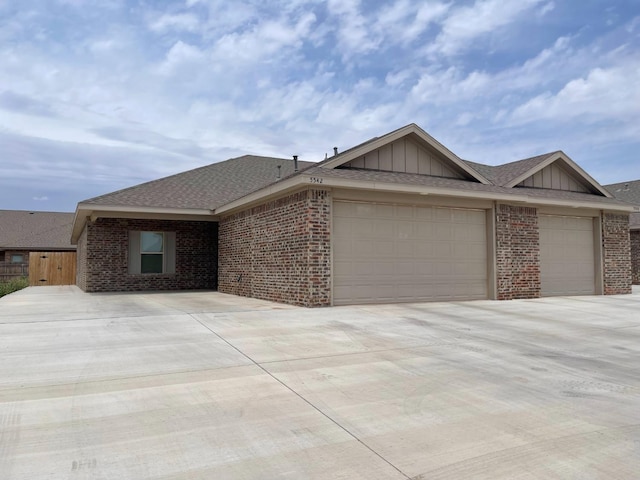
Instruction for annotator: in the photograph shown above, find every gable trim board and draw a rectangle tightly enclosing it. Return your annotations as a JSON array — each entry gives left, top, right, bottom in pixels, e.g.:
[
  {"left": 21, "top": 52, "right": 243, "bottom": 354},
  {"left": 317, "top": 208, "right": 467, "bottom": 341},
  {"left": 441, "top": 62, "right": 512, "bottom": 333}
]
[
  {"left": 72, "top": 123, "right": 633, "bottom": 305},
  {"left": 503, "top": 152, "right": 611, "bottom": 197}
]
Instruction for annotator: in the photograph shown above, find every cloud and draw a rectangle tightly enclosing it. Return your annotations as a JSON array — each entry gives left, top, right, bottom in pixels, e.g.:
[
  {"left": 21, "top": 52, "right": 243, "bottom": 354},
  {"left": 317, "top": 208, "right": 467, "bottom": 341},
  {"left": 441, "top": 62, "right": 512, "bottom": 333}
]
[
  {"left": 511, "top": 59, "right": 640, "bottom": 124},
  {"left": 428, "top": 0, "right": 546, "bottom": 56},
  {"left": 148, "top": 13, "right": 201, "bottom": 33},
  {"left": 0, "top": 91, "right": 57, "bottom": 117},
  {"left": 157, "top": 40, "right": 205, "bottom": 75},
  {"left": 375, "top": 0, "right": 450, "bottom": 45},
  {"left": 212, "top": 12, "right": 317, "bottom": 63},
  {"left": 32, "top": 196, "right": 49, "bottom": 201},
  {"left": 327, "top": 0, "right": 380, "bottom": 58}
]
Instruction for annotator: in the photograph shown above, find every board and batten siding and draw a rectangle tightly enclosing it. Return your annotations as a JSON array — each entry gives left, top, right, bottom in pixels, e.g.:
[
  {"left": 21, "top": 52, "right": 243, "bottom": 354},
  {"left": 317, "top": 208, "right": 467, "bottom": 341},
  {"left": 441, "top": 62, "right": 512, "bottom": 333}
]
[
  {"left": 340, "top": 137, "right": 464, "bottom": 178},
  {"left": 518, "top": 162, "right": 590, "bottom": 193}
]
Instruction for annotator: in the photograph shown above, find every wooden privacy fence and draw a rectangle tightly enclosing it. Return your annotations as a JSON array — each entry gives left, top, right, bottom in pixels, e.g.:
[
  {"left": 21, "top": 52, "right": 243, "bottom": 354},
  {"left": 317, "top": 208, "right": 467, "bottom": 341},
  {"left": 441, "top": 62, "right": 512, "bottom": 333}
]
[
  {"left": 28, "top": 252, "right": 77, "bottom": 286},
  {"left": 0, "top": 263, "right": 29, "bottom": 282}
]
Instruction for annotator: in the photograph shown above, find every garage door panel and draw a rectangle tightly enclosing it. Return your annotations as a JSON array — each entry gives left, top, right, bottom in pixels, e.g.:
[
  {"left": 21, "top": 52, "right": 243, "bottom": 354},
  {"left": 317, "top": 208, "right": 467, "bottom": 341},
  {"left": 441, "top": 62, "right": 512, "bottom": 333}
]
[
  {"left": 333, "top": 201, "right": 488, "bottom": 305},
  {"left": 540, "top": 215, "right": 595, "bottom": 296}
]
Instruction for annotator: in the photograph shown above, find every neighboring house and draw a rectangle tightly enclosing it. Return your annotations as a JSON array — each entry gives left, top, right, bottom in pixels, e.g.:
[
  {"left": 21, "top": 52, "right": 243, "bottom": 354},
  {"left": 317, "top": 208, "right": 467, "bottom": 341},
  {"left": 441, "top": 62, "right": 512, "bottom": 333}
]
[
  {"left": 71, "top": 124, "right": 633, "bottom": 306},
  {"left": 0, "top": 210, "right": 75, "bottom": 264},
  {"left": 604, "top": 180, "right": 640, "bottom": 285},
  {"left": 0, "top": 210, "right": 76, "bottom": 283}
]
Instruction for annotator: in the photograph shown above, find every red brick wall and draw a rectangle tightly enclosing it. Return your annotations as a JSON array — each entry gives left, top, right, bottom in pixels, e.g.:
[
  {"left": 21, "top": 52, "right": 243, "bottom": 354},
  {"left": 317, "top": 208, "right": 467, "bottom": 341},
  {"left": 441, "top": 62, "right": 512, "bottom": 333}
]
[
  {"left": 80, "top": 218, "right": 217, "bottom": 292},
  {"left": 602, "top": 213, "right": 632, "bottom": 294},
  {"left": 218, "top": 188, "right": 331, "bottom": 307},
  {"left": 495, "top": 204, "right": 541, "bottom": 300},
  {"left": 632, "top": 230, "right": 640, "bottom": 285}
]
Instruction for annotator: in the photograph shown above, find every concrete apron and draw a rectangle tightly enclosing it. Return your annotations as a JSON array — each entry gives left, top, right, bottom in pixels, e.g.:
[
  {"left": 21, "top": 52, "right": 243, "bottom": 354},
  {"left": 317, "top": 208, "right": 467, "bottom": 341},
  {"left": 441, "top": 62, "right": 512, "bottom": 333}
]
[{"left": 1, "top": 286, "right": 639, "bottom": 479}]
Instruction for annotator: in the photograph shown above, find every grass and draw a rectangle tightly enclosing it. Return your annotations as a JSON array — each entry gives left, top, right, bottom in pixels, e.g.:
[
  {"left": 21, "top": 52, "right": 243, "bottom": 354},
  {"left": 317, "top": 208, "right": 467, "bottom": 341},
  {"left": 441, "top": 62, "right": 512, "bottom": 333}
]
[{"left": 0, "top": 277, "right": 29, "bottom": 298}]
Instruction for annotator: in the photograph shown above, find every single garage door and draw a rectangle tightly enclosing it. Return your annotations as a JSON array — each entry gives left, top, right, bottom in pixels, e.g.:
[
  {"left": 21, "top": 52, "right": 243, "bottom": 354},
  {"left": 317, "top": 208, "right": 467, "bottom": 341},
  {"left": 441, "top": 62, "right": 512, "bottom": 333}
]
[
  {"left": 333, "top": 201, "right": 488, "bottom": 305},
  {"left": 539, "top": 215, "right": 596, "bottom": 296}
]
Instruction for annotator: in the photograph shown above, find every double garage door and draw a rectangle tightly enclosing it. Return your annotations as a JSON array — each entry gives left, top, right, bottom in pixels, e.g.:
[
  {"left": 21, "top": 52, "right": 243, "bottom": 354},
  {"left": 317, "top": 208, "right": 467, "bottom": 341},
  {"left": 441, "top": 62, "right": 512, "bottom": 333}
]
[
  {"left": 333, "top": 201, "right": 488, "bottom": 305},
  {"left": 333, "top": 202, "right": 597, "bottom": 305}
]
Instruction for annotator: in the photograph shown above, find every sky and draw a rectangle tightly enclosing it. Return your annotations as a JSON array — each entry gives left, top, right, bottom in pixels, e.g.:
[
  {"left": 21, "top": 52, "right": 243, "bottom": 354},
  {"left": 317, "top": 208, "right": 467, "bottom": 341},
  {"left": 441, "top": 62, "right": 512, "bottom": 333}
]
[{"left": 1, "top": 0, "right": 639, "bottom": 213}]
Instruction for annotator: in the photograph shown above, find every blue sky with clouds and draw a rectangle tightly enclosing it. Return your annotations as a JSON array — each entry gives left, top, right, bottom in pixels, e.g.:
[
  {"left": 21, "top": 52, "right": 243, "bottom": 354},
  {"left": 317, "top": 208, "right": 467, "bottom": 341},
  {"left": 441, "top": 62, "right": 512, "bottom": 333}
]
[{"left": 1, "top": 0, "right": 639, "bottom": 212}]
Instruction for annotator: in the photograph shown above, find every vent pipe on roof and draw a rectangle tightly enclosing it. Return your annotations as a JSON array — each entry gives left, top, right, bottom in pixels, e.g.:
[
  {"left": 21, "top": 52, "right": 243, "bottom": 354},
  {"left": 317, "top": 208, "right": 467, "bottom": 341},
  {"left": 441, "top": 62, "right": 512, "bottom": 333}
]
[
  {"left": 333, "top": 147, "right": 338, "bottom": 156},
  {"left": 276, "top": 165, "right": 282, "bottom": 180},
  {"left": 624, "top": 183, "right": 629, "bottom": 191},
  {"left": 293, "top": 155, "right": 299, "bottom": 172}
]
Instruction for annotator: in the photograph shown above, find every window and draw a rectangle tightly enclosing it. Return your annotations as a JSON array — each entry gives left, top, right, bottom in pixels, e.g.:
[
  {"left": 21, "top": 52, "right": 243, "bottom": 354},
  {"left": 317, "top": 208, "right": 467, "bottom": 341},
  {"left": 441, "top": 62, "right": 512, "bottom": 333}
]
[
  {"left": 10, "top": 254, "right": 24, "bottom": 263},
  {"left": 141, "top": 232, "right": 164, "bottom": 273},
  {"left": 128, "top": 231, "right": 176, "bottom": 275}
]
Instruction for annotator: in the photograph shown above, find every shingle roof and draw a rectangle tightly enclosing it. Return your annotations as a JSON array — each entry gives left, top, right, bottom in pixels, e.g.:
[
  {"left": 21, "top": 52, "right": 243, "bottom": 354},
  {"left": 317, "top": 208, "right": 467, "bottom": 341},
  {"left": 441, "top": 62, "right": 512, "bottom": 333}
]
[
  {"left": 463, "top": 152, "right": 557, "bottom": 187},
  {"left": 0, "top": 210, "right": 75, "bottom": 250},
  {"left": 604, "top": 179, "right": 640, "bottom": 205},
  {"left": 604, "top": 179, "right": 640, "bottom": 229},
  {"left": 303, "top": 166, "right": 628, "bottom": 207},
  {"left": 82, "top": 155, "right": 315, "bottom": 210}
]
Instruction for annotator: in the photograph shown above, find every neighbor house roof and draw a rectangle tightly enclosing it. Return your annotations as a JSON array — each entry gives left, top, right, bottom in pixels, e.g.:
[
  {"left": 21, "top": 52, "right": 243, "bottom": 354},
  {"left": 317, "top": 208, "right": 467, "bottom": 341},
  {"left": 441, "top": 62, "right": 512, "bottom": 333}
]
[
  {"left": 604, "top": 179, "right": 640, "bottom": 229},
  {"left": 0, "top": 210, "right": 75, "bottom": 251}
]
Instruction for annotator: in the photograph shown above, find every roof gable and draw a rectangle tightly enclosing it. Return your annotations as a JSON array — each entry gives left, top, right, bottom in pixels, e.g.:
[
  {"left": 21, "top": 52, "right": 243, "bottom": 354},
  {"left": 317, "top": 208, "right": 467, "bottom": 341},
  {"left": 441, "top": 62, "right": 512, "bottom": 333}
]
[
  {"left": 319, "top": 124, "right": 491, "bottom": 184},
  {"left": 338, "top": 136, "right": 466, "bottom": 180},
  {"left": 516, "top": 161, "right": 591, "bottom": 193},
  {"left": 501, "top": 152, "right": 610, "bottom": 197}
]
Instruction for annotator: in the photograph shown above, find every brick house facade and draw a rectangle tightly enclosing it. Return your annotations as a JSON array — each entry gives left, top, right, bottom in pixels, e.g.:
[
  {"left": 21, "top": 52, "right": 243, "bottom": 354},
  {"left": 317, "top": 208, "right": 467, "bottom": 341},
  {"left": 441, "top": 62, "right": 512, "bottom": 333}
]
[
  {"left": 218, "top": 189, "right": 331, "bottom": 307},
  {"left": 71, "top": 124, "right": 634, "bottom": 306},
  {"left": 78, "top": 218, "right": 217, "bottom": 292}
]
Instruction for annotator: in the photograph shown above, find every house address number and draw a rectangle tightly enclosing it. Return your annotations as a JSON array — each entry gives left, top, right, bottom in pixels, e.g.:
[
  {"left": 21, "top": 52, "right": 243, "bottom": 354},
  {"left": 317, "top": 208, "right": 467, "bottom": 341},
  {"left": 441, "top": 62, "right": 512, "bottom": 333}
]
[{"left": 309, "top": 177, "right": 324, "bottom": 184}]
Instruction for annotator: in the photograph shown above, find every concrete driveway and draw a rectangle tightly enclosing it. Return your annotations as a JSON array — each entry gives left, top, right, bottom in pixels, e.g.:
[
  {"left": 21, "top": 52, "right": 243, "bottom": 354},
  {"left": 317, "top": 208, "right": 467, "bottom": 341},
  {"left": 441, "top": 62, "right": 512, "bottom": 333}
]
[{"left": 1, "top": 286, "right": 639, "bottom": 479}]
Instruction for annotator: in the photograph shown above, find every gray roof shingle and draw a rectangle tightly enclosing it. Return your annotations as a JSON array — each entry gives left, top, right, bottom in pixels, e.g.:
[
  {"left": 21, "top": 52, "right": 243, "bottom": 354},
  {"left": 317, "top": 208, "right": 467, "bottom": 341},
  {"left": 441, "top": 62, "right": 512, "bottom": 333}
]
[
  {"left": 604, "top": 179, "right": 640, "bottom": 229},
  {"left": 82, "top": 155, "right": 314, "bottom": 210},
  {"left": 0, "top": 210, "right": 75, "bottom": 250},
  {"left": 463, "top": 152, "right": 557, "bottom": 187},
  {"left": 303, "top": 166, "right": 628, "bottom": 207},
  {"left": 604, "top": 179, "right": 640, "bottom": 205}
]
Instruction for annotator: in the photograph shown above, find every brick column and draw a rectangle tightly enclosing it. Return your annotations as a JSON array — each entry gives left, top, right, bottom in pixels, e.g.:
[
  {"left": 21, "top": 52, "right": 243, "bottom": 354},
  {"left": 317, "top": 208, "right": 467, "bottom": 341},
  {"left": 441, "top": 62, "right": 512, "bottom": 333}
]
[
  {"left": 602, "top": 213, "right": 632, "bottom": 294},
  {"left": 495, "top": 204, "right": 541, "bottom": 300},
  {"left": 631, "top": 230, "right": 640, "bottom": 285}
]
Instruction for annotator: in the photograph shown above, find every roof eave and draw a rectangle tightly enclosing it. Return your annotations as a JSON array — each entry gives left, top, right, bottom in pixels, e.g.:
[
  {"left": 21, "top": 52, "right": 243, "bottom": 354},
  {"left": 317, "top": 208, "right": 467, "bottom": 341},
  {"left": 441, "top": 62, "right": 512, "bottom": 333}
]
[
  {"left": 214, "top": 174, "right": 634, "bottom": 216},
  {"left": 71, "top": 203, "right": 216, "bottom": 244}
]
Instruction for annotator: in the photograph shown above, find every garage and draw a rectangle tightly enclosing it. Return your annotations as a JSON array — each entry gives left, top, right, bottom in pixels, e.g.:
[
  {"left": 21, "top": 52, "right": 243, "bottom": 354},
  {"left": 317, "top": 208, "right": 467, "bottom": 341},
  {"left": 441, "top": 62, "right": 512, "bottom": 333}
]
[
  {"left": 332, "top": 201, "right": 488, "bottom": 305},
  {"left": 539, "top": 215, "right": 596, "bottom": 296}
]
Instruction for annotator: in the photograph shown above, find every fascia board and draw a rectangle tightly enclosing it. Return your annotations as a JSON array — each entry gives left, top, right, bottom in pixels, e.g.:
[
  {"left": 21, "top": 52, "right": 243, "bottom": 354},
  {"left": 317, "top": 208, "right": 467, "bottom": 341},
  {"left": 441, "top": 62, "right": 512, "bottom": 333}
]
[
  {"left": 504, "top": 152, "right": 612, "bottom": 197},
  {"left": 317, "top": 176, "right": 634, "bottom": 211},
  {"left": 215, "top": 173, "right": 635, "bottom": 216},
  {"left": 71, "top": 204, "right": 215, "bottom": 243},
  {"left": 80, "top": 204, "right": 214, "bottom": 216},
  {"left": 320, "top": 124, "right": 492, "bottom": 185}
]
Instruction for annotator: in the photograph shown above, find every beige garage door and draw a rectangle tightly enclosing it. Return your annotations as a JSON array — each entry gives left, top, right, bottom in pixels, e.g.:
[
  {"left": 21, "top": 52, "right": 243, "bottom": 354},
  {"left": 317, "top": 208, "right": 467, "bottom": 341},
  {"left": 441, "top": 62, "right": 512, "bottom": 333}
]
[
  {"left": 333, "top": 201, "right": 488, "bottom": 305},
  {"left": 539, "top": 215, "right": 596, "bottom": 296}
]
